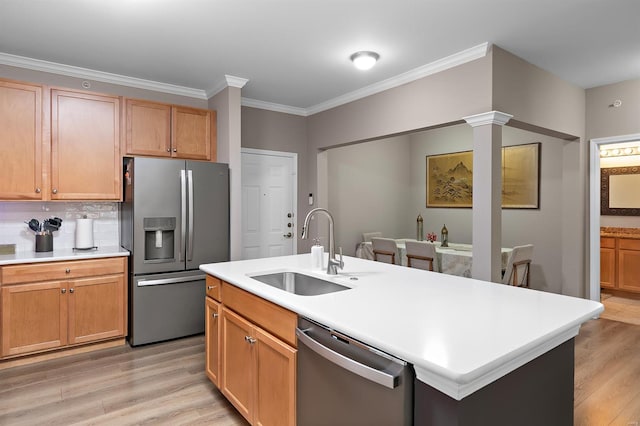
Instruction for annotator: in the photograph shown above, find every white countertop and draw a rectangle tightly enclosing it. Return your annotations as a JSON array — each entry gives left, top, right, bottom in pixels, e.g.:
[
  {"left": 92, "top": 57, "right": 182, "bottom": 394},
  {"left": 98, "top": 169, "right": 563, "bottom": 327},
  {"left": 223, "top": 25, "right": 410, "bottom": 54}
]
[
  {"left": 201, "top": 254, "right": 603, "bottom": 401},
  {"left": 0, "top": 246, "right": 129, "bottom": 265}
]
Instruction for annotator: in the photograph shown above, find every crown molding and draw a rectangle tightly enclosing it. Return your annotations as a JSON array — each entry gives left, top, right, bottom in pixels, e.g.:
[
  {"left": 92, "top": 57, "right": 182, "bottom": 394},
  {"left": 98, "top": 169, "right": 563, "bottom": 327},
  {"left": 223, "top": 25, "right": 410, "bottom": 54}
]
[
  {"left": 0, "top": 51, "right": 208, "bottom": 99},
  {"left": 241, "top": 98, "right": 309, "bottom": 116},
  {"left": 225, "top": 75, "right": 248, "bottom": 88},
  {"left": 463, "top": 111, "right": 513, "bottom": 127}
]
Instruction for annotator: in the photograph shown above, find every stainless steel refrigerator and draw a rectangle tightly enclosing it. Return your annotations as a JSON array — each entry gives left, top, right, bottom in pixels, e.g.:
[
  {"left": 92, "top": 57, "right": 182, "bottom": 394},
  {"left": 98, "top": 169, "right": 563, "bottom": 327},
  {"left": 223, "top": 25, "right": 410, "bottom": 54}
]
[{"left": 121, "top": 157, "right": 229, "bottom": 346}]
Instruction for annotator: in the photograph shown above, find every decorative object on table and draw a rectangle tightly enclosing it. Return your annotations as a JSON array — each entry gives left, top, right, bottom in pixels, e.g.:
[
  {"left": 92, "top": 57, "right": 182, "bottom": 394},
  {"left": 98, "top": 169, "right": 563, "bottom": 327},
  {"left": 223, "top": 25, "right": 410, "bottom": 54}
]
[
  {"left": 426, "top": 142, "right": 540, "bottom": 208},
  {"left": 426, "top": 232, "right": 437, "bottom": 243},
  {"left": 441, "top": 224, "right": 449, "bottom": 247},
  {"left": 416, "top": 214, "right": 424, "bottom": 241},
  {"left": 600, "top": 166, "right": 640, "bottom": 216},
  {"left": 311, "top": 237, "right": 324, "bottom": 270},
  {"left": 75, "top": 215, "right": 95, "bottom": 249},
  {"left": 0, "top": 243, "right": 16, "bottom": 255},
  {"left": 25, "top": 217, "right": 63, "bottom": 252}
]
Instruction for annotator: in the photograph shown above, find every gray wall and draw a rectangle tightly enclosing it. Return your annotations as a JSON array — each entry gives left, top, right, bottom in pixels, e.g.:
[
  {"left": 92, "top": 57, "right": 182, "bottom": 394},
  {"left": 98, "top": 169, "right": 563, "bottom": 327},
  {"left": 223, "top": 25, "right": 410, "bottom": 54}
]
[
  {"left": 326, "top": 135, "right": 411, "bottom": 256},
  {"left": 327, "top": 124, "right": 566, "bottom": 293},
  {"left": 241, "top": 106, "right": 309, "bottom": 251}
]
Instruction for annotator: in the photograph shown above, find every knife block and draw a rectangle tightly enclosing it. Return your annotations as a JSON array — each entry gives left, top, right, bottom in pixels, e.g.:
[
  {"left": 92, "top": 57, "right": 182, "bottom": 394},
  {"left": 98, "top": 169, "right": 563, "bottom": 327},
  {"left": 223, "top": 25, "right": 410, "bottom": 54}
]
[{"left": 35, "top": 232, "right": 53, "bottom": 252}]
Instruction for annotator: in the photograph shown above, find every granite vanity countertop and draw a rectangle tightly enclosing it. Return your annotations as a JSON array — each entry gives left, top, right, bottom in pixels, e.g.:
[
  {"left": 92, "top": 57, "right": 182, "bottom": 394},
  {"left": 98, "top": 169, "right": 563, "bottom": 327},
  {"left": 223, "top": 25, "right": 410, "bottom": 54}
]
[{"left": 600, "top": 227, "right": 640, "bottom": 239}]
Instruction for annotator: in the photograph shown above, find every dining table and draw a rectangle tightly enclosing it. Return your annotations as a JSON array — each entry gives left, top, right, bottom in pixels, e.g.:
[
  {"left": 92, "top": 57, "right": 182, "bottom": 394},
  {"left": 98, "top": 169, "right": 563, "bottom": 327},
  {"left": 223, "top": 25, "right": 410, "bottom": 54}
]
[{"left": 355, "top": 238, "right": 513, "bottom": 278}]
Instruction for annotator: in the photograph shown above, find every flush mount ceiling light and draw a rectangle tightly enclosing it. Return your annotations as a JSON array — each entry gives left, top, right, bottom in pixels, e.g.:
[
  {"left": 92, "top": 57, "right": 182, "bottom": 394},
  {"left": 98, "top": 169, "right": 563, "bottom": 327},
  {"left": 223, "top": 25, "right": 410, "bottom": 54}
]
[{"left": 350, "top": 51, "right": 380, "bottom": 70}]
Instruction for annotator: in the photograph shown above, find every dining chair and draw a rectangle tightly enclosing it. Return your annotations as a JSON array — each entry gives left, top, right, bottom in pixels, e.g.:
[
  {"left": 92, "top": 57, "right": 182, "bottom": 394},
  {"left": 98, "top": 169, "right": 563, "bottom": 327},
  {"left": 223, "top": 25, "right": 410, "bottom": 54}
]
[
  {"left": 502, "top": 244, "right": 534, "bottom": 287},
  {"left": 371, "top": 237, "right": 399, "bottom": 264},
  {"left": 362, "top": 232, "right": 382, "bottom": 242},
  {"left": 405, "top": 241, "right": 438, "bottom": 272}
]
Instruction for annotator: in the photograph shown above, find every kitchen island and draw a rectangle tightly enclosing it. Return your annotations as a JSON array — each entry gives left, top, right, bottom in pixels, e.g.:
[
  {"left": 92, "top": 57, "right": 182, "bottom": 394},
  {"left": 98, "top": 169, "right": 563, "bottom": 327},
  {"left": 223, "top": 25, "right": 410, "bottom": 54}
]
[{"left": 200, "top": 254, "right": 603, "bottom": 425}]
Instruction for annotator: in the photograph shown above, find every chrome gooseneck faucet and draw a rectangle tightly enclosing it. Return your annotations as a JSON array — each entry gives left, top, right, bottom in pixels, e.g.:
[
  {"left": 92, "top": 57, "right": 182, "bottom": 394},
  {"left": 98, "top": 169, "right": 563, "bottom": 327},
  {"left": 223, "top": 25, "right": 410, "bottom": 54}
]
[{"left": 301, "top": 208, "right": 344, "bottom": 275}]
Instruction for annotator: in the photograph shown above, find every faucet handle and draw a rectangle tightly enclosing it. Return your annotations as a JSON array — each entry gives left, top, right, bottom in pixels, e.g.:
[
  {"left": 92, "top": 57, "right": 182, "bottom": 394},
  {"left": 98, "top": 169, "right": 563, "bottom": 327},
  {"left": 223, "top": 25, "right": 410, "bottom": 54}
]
[{"left": 338, "top": 247, "right": 344, "bottom": 269}]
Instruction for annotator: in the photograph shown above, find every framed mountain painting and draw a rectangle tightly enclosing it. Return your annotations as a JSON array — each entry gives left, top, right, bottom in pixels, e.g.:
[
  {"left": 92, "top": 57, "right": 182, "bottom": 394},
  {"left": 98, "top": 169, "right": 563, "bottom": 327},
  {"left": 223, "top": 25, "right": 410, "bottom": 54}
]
[{"left": 426, "top": 143, "right": 540, "bottom": 208}]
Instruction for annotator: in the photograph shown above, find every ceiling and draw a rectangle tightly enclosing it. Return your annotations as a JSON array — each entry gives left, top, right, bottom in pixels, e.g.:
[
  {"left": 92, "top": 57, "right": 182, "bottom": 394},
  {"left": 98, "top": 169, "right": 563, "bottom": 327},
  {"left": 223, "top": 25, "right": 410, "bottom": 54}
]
[{"left": 1, "top": 0, "right": 639, "bottom": 115}]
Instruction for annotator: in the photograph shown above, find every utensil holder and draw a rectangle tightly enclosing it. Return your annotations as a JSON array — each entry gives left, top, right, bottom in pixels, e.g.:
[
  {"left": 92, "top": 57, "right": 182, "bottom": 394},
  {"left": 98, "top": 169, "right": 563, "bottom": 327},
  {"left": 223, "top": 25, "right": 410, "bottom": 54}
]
[{"left": 35, "top": 232, "right": 53, "bottom": 252}]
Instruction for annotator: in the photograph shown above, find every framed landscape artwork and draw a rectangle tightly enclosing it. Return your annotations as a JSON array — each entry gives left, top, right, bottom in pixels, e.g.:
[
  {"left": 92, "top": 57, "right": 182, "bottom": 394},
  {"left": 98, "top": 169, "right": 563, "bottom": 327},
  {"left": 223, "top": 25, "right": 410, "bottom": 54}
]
[{"left": 426, "top": 143, "right": 540, "bottom": 209}]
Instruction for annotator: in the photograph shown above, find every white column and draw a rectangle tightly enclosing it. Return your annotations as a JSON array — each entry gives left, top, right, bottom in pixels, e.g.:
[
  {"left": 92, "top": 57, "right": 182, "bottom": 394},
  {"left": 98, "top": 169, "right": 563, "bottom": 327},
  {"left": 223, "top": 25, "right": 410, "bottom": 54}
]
[{"left": 463, "top": 111, "right": 512, "bottom": 282}]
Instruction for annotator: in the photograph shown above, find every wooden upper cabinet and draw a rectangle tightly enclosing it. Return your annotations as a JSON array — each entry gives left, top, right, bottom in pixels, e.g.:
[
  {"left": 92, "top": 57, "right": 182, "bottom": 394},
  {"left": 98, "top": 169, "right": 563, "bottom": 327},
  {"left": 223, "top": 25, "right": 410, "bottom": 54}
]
[
  {"left": 124, "top": 98, "right": 215, "bottom": 161},
  {"left": 125, "top": 98, "right": 172, "bottom": 157},
  {"left": 172, "top": 106, "right": 213, "bottom": 160},
  {"left": 0, "top": 80, "right": 44, "bottom": 200},
  {"left": 51, "top": 89, "right": 121, "bottom": 200}
]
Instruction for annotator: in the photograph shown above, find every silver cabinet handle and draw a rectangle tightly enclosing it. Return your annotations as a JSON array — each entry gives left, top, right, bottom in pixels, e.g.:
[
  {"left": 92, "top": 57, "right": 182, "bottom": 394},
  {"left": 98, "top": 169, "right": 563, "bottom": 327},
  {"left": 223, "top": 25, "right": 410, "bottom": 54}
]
[
  {"left": 207, "top": 285, "right": 216, "bottom": 290},
  {"left": 212, "top": 312, "right": 219, "bottom": 319},
  {"left": 296, "top": 327, "right": 401, "bottom": 389},
  {"left": 35, "top": 187, "right": 41, "bottom": 193},
  {"left": 65, "top": 268, "right": 71, "bottom": 273},
  {"left": 61, "top": 288, "right": 66, "bottom": 294},
  {"left": 137, "top": 274, "right": 205, "bottom": 287},
  {"left": 244, "top": 336, "right": 256, "bottom": 344},
  {"left": 166, "top": 148, "right": 171, "bottom": 152},
  {"left": 69, "top": 288, "right": 74, "bottom": 293},
  {"left": 173, "top": 148, "right": 177, "bottom": 152},
  {"left": 52, "top": 188, "right": 58, "bottom": 194}
]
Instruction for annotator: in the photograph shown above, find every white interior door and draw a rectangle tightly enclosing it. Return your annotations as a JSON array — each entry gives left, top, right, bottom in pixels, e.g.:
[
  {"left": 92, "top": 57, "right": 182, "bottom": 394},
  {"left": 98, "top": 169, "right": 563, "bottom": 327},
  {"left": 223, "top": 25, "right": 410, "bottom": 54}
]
[{"left": 241, "top": 149, "right": 297, "bottom": 259}]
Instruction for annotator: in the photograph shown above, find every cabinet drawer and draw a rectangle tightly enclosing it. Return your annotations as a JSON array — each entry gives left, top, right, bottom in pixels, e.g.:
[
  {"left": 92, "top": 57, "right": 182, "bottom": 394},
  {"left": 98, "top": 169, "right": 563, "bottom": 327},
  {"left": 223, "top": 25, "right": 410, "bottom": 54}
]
[
  {"left": 221, "top": 281, "right": 297, "bottom": 347},
  {"left": 206, "top": 275, "right": 221, "bottom": 301},
  {"left": 1, "top": 257, "right": 126, "bottom": 285},
  {"left": 618, "top": 238, "right": 640, "bottom": 251},
  {"left": 600, "top": 237, "right": 616, "bottom": 249}
]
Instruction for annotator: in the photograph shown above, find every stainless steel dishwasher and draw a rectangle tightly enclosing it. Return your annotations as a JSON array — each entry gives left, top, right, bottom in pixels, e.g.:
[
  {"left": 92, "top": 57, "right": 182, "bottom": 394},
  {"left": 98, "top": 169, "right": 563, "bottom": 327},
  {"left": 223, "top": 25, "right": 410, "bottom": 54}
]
[{"left": 296, "top": 317, "right": 414, "bottom": 426}]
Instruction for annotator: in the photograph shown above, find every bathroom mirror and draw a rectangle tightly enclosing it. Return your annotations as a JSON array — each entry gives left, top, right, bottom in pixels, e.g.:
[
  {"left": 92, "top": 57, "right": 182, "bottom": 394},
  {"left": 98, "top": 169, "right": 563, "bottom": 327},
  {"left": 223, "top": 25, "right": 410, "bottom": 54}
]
[{"left": 601, "top": 167, "right": 640, "bottom": 216}]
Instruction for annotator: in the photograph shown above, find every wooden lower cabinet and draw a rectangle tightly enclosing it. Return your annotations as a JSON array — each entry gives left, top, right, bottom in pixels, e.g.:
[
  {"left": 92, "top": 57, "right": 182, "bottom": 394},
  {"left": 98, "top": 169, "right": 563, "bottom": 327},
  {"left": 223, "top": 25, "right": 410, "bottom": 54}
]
[
  {"left": 1, "top": 281, "right": 67, "bottom": 356},
  {"left": 0, "top": 257, "right": 127, "bottom": 358},
  {"left": 600, "top": 236, "right": 640, "bottom": 295},
  {"left": 221, "top": 307, "right": 296, "bottom": 426},
  {"left": 618, "top": 239, "right": 640, "bottom": 292}
]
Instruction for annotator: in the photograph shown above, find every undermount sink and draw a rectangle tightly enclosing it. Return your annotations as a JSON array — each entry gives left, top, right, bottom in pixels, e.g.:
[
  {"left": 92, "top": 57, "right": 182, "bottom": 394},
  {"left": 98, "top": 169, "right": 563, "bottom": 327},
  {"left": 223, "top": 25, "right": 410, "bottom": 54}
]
[{"left": 250, "top": 271, "right": 350, "bottom": 296}]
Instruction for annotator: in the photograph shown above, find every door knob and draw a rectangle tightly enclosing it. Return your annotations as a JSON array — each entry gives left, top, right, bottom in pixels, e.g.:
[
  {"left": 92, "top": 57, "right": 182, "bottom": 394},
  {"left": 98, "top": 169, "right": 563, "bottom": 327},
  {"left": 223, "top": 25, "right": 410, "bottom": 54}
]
[
  {"left": 283, "top": 232, "right": 292, "bottom": 238},
  {"left": 287, "top": 213, "right": 293, "bottom": 218},
  {"left": 287, "top": 223, "right": 293, "bottom": 228}
]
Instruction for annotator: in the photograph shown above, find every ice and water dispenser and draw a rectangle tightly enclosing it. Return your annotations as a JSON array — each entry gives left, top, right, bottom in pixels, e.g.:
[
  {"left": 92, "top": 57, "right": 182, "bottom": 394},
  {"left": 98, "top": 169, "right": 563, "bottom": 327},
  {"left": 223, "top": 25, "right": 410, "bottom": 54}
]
[{"left": 143, "top": 217, "right": 176, "bottom": 262}]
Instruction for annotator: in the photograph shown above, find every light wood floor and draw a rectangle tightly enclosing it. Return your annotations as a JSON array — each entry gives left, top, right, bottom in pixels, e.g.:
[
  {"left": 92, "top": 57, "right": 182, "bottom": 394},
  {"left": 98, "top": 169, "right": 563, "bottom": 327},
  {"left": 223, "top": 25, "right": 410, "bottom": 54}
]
[{"left": 1, "top": 319, "right": 639, "bottom": 425}]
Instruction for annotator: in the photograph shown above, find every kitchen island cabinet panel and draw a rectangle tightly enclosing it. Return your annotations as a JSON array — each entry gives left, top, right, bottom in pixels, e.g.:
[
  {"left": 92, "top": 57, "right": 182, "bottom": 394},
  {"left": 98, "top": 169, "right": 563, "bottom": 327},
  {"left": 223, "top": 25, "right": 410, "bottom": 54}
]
[
  {"left": 221, "top": 307, "right": 253, "bottom": 422},
  {"left": 255, "top": 326, "right": 296, "bottom": 426},
  {"left": 1, "top": 281, "right": 67, "bottom": 356},
  {"left": 205, "top": 296, "right": 221, "bottom": 386},
  {"left": 0, "top": 80, "right": 44, "bottom": 200},
  {"left": 51, "top": 88, "right": 121, "bottom": 200}
]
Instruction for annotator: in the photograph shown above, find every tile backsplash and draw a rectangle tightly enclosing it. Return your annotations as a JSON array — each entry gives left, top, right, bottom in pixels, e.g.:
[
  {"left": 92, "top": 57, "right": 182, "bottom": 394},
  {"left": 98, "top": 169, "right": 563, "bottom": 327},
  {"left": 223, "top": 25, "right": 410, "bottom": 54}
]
[{"left": 0, "top": 202, "right": 119, "bottom": 252}]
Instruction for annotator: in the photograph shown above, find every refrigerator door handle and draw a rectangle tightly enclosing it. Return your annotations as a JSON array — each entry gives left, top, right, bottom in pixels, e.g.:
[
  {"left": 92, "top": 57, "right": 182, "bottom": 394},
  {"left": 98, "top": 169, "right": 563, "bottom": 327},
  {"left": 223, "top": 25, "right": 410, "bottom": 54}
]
[
  {"left": 180, "top": 169, "right": 187, "bottom": 262},
  {"left": 187, "top": 169, "right": 194, "bottom": 261}
]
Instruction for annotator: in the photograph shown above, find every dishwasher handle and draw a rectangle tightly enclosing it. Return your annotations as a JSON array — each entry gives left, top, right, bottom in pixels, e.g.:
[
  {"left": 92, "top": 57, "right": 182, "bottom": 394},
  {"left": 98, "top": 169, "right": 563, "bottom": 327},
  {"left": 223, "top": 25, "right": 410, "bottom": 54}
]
[{"left": 296, "top": 327, "right": 400, "bottom": 389}]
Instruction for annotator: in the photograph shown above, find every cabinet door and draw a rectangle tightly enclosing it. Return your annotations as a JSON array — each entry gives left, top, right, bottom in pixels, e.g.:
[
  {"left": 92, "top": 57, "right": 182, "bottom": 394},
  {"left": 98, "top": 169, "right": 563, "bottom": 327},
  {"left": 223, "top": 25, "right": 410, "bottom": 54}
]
[
  {"left": 0, "top": 80, "right": 44, "bottom": 200},
  {"left": 618, "top": 240, "right": 640, "bottom": 293},
  {"left": 67, "top": 275, "right": 125, "bottom": 345},
  {"left": 171, "top": 106, "right": 212, "bottom": 160},
  {"left": 205, "top": 297, "right": 221, "bottom": 386},
  {"left": 51, "top": 89, "right": 121, "bottom": 200},
  {"left": 125, "top": 98, "right": 171, "bottom": 157},
  {"left": 255, "top": 326, "right": 296, "bottom": 426},
  {"left": 1, "top": 281, "right": 67, "bottom": 357},
  {"left": 221, "top": 307, "right": 254, "bottom": 423},
  {"left": 600, "top": 247, "right": 616, "bottom": 289}
]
